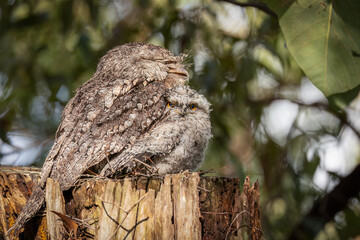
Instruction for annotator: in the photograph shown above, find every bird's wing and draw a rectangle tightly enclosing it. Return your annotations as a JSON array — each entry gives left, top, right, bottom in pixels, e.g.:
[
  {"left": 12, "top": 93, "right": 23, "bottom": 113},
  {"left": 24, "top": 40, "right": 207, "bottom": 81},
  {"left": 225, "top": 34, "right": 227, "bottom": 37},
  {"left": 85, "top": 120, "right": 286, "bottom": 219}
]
[
  {"left": 99, "top": 121, "right": 183, "bottom": 177},
  {"left": 8, "top": 62, "right": 170, "bottom": 238},
  {"left": 49, "top": 79, "right": 167, "bottom": 190},
  {"left": 43, "top": 48, "right": 187, "bottom": 190}
]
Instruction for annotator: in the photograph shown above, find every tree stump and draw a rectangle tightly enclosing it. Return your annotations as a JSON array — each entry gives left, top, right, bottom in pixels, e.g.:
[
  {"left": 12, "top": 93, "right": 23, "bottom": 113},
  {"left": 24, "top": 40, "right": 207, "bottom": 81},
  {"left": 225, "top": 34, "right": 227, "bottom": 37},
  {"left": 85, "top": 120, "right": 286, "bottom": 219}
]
[{"left": 0, "top": 166, "right": 262, "bottom": 239}]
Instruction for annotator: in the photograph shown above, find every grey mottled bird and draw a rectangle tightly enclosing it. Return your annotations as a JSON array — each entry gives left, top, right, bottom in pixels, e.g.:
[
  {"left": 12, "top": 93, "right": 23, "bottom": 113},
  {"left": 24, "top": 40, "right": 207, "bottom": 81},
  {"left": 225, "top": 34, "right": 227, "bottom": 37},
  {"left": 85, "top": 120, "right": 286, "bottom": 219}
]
[{"left": 7, "top": 42, "right": 211, "bottom": 237}]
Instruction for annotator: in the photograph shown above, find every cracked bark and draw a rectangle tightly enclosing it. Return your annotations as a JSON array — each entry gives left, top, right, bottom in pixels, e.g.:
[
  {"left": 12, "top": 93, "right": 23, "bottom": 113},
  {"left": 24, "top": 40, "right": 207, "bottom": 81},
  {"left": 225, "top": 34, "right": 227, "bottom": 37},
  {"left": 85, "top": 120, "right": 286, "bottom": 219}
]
[{"left": 0, "top": 166, "right": 261, "bottom": 239}]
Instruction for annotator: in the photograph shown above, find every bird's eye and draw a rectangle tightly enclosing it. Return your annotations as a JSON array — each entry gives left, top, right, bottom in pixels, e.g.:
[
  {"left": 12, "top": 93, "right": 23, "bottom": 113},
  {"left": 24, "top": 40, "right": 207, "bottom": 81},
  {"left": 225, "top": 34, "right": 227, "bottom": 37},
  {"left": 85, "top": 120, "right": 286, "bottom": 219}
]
[
  {"left": 167, "top": 102, "right": 174, "bottom": 108},
  {"left": 189, "top": 104, "right": 197, "bottom": 110}
]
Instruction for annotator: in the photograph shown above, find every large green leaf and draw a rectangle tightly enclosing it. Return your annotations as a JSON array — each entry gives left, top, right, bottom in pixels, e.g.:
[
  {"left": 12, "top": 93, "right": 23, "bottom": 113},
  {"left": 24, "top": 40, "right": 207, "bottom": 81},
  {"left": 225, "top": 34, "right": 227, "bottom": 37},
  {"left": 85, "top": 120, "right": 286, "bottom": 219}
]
[{"left": 265, "top": 0, "right": 360, "bottom": 97}]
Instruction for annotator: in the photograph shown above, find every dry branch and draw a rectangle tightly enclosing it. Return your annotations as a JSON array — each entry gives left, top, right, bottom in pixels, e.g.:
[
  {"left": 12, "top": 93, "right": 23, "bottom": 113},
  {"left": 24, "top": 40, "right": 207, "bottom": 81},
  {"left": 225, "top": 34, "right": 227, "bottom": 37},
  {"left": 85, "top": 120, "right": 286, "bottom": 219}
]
[{"left": 0, "top": 166, "right": 262, "bottom": 239}]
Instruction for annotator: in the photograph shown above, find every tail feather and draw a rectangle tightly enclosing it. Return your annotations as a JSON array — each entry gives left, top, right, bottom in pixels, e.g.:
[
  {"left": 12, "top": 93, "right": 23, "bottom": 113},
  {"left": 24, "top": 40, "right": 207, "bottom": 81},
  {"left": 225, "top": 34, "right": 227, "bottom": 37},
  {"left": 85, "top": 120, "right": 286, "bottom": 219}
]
[{"left": 6, "top": 186, "right": 45, "bottom": 238}]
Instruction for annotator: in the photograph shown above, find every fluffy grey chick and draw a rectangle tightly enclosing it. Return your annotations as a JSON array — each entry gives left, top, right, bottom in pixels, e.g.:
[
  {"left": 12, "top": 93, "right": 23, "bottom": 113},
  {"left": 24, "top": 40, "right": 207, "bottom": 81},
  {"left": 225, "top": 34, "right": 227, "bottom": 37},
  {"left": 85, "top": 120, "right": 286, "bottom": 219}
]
[{"left": 100, "top": 85, "right": 212, "bottom": 177}]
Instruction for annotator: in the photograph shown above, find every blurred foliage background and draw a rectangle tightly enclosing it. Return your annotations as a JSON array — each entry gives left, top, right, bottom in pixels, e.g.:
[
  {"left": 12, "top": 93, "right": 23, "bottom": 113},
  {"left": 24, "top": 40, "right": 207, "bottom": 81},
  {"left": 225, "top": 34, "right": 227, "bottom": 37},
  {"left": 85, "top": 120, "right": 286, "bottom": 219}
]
[{"left": 0, "top": 0, "right": 360, "bottom": 239}]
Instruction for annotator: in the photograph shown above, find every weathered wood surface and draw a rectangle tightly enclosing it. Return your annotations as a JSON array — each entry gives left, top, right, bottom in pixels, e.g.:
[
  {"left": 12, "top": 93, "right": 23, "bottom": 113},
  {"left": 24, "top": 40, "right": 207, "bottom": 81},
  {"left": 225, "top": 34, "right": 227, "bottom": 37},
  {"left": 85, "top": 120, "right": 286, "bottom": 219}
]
[
  {"left": 0, "top": 166, "right": 262, "bottom": 239},
  {"left": 46, "top": 178, "right": 66, "bottom": 239}
]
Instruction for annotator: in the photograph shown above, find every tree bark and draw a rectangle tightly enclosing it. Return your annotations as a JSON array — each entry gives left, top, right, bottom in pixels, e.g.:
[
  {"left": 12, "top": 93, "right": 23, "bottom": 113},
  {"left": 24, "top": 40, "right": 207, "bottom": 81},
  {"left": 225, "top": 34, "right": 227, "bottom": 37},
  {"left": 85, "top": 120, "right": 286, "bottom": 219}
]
[{"left": 0, "top": 166, "right": 262, "bottom": 239}]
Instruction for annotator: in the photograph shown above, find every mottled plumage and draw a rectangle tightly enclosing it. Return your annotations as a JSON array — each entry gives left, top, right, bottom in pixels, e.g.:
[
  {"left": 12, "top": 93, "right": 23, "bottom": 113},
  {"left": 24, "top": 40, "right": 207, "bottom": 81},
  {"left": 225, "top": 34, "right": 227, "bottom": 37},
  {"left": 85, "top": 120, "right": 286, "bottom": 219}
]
[
  {"left": 100, "top": 85, "right": 212, "bottom": 176},
  {"left": 8, "top": 42, "right": 211, "bottom": 236}
]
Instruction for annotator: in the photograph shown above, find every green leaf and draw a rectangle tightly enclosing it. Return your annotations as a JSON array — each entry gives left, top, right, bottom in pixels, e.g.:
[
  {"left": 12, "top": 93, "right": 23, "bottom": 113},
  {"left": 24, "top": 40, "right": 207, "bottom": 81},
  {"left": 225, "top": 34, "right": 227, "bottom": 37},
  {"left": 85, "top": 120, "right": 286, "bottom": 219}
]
[
  {"left": 328, "top": 84, "right": 360, "bottom": 110},
  {"left": 265, "top": 0, "right": 360, "bottom": 97}
]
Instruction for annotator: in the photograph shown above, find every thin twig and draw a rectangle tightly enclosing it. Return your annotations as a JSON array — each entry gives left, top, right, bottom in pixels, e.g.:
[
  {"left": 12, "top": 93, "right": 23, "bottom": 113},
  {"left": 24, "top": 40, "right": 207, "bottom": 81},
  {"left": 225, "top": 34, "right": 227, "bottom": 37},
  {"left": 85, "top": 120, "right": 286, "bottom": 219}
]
[
  {"left": 103, "top": 193, "right": 148, "bottom": 240},
  {"left": 106, "top": 155, "right": 116, "bottom": 175},
  {"left": 132, "top": 158, "right": 156, "bottom": 173},
  {"left": 123, "top": 194, "right": 148, "bottom": 217},
  {"left": 225, "top": 210, "right": 251, "bottom": 239},
  {"left": 197, "top": 169, "right": 217, "bottom": 176},
  {"left": 100, "top": 199, "right": 129, "bottom": 214},
  {"left": 122, "top": 217, "right": 149, "bottom": 240},
  {"left": 201, "top": 211, "right": 231, "bottom": 214},
  {"left": 235, "top": 224, "right": 263, "bottom": 235},
  {"left": 101, "top": 201, "right": 120, "bottom": 225},
  {"left": 197, "top": 186, "right": 210, "bottom": 192}
]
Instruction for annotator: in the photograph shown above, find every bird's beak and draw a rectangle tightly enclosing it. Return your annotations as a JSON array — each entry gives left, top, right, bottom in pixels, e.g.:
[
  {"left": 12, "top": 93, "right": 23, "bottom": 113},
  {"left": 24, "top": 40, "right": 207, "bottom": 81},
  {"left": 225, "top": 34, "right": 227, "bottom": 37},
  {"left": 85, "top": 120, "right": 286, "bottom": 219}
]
[
  {"left": 175, "top": 109, "right": 187, "bottom": 117},
  {"left": 168, "top": 68, "right": 189, "bottom": 78}
]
